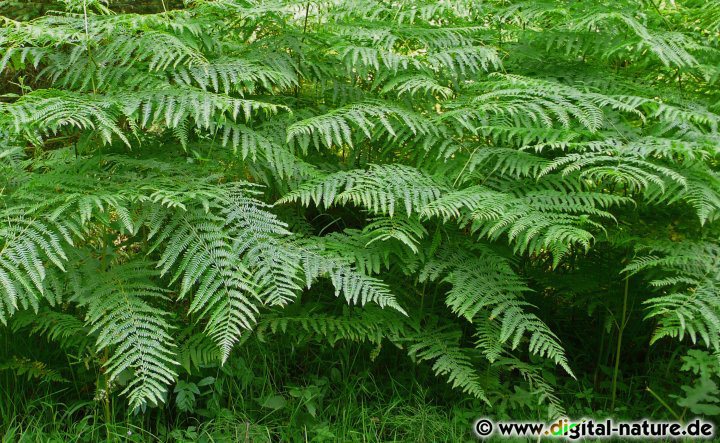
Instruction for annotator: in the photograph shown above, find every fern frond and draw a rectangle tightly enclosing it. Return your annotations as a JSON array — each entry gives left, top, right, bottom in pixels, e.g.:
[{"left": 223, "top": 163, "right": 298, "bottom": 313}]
[
  {"left": 173, "top": 57, "right": 297, "bottom": 94},
  {"left": 149, "top": 205, "right": 259, "bottom": 361},
  {"left": 380, "top": 74, "right": 454, "bottom": 99},
  {"left": 286, "top": 101, "right": 436, "bottom": 151},
  {"left": 0, "top": 212, "right": 73, "bottom": 323},
  {"left": 625, "top": 241, "right": 720, "bottom": 351},
  {"left": 420, "top": 244, "right": 573, "bottom": 375},
  {"left": 77, "top": 261, "right": 178, "bottom": 411},
  {"left": 405, "top": 329, "right": 489, "bottom": 403},
  {"left": 1, "top": 89, "right": 129, "bottom": 145},
  {"left": 279, "top": 164, "right": 446, "bottom": 217}
]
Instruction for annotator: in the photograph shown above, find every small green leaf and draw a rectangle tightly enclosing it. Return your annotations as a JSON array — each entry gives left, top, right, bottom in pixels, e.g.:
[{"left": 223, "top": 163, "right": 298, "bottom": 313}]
[{"left": 261, "top": 394, "right": 286, "bottom": 410}]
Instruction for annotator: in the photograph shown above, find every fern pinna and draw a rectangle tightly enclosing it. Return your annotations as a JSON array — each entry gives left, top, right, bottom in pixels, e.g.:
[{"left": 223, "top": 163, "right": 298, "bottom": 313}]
[{"left": 1, "top": 0, "right": 719, "bottom": 418}]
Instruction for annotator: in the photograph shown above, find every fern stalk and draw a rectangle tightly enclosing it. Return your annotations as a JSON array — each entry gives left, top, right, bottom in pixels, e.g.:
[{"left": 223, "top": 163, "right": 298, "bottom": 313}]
[{"left": 610, "top": 275, "right": 630, "bottom": 412}]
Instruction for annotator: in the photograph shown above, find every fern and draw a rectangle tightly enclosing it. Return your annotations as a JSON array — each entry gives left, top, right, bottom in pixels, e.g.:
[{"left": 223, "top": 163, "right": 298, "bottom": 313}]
[
  {"left": 0, "top": 212, "right": 73, "bottom": 323},
  {"left": 405, "top": 329, "right": 490, "bottom": 403},
  {"left": 149, "top": 201, "right": 261, "bottom": 361},
  {"left": 2, "top": 0, "right": 719, "bottom": 419},
  {"left": 625, "top": 241, "right": 720, "bottom": 352},
  {"left": 279, "top": 164, "right": 446, "bottom": 217},
  {"left": 420, "top": 243, "right": 573, "bottom": 375},
  {"left": 75, "top": 261, "right": 178, "bottom": 411},
  {"left": 286, "top": 101, "right": 436, "bottom": 151}
]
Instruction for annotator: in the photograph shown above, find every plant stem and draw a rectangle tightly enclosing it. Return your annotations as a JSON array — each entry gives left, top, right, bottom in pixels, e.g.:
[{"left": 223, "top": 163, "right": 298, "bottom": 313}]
[
  {"left": 610, "top": 275, "right": 629, "bottom": 412},
  {"left": 646, "top": 386, "right": 683, "bottom": 423},
  {"left": 103, "top": 348, "right": 112, "bottom": 440},
  {"left": 294, "top": 2, "right": 311, "bottom": 98}
]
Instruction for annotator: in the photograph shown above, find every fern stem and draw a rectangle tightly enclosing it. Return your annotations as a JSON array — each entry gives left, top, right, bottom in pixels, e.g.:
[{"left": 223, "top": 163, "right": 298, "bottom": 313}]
[
  {"left": 646, "top": 386, "right": 682, "bottom": 423},
  {"left": 647, "top": 0, "right": 674, "bottom": 31},
  {"left": 610, "top": 275, "right": 629, "bottom": 412},
  {"left": 453, "top": 147, "right": 479, "bottom": 187},
  {"left": 81, "top": 0, "right": 98, "bottom": 94},
  {"left": 102, "top": 347, "right": 112, "bottom": 440},
  {"left": 593, "top": 325, "right": 605, "bottom": 393},
  {"left": 294, "top": 2, "right": 311, "bottom": 98}
]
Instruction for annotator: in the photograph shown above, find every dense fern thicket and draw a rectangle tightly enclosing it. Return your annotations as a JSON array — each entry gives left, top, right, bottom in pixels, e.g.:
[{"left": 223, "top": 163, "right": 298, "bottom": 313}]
[{"left": 1, "top": 0, "right": 719, "bottom": 439}]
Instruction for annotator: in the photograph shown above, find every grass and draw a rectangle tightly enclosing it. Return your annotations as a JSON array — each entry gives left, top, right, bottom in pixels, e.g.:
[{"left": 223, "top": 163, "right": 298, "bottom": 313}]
[
  {"left": 1, "top": 332, "right": 483, "bottom": 442},
  {"left": 1, "top": 385, "right": 477, "bottom": 442}
]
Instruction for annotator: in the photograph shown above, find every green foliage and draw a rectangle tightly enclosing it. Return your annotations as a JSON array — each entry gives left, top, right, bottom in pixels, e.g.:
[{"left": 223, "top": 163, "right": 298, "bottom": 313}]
[
  {"left": 0, "top": 0, "right": 719, "bottom": 430},
  {"left": 674, "top": 350, "right": 720, "bottom": 415}
]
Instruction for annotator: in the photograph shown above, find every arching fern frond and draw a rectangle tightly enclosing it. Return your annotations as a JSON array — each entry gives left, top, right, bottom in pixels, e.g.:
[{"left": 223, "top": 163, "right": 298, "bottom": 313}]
[
  {"left": 149, "top": 204, "right": 260, "bottom": 361},
  {"left": 404, "top": 329, "right": 490, "bottom": 404},
  {"left": 0, "top": 212, "right": 73, "bottom": 323},
  {"left": 625, "top": 240, "right": 720, "bottom": 351},
  {"left": 286, "top": 101, "right": 437, "bottom": 151},
  {"left": 75, "top": 260, "right": 178, "bottom": 412},
  {"left": 278, "top": 164, "right": 447, "bottom": 217}
]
